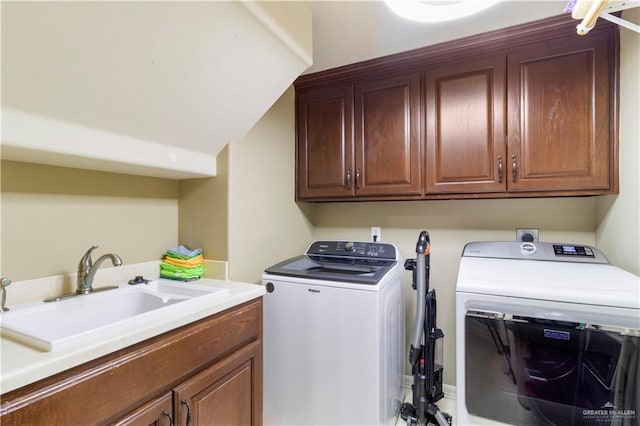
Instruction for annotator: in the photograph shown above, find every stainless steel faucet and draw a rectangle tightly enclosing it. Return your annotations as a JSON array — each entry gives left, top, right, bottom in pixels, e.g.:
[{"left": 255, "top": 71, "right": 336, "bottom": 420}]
[
  {"left": 43, "top": 245, "right": 123, "bottom": 302},
  {"left": 76, "top": 245, "right": 123, "bottom": 294}
]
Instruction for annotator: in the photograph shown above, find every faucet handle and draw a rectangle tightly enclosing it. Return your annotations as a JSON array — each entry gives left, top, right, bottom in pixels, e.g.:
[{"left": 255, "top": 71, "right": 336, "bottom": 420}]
[
  {"left": 1, "top": 277, "right": 11, "bottom": 312},
  {"left": 79, "top": 245, "right": 99, "bottom": 270}
]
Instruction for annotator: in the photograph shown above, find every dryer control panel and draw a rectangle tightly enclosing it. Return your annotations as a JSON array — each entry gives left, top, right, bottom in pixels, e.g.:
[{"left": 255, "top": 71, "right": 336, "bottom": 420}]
[
  {"left": 553, "top": 244, "right": 595, "bottom": 257},
  {"left": 462, "top": 241, "right": 609, "bottom": 263}
]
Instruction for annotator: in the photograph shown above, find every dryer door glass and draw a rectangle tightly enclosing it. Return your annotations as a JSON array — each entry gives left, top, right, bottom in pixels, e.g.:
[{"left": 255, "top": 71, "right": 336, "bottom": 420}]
[{"left": 465, "top": 311, "right": 639, "bottom": 426}]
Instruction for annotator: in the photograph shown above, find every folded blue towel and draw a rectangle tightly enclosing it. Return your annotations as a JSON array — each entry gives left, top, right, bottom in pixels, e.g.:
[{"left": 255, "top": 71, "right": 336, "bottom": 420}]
[{"left": 166, "top": 245, "right": 202, "bottom": 259}]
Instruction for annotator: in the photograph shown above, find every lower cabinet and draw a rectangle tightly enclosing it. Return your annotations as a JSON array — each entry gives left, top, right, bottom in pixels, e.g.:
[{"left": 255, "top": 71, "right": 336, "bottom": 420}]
[
  {"left": 111, "top": 392, "right": 174, "bottom": 426},
  {"left": 0, "top": 299, "right": 263, "bottom": 426},
  {"left": 113, "top": 341, "right": 261, "bottom": 426},
  {"left": 173, "top": 341, "right": 260, "bottom": 426}
]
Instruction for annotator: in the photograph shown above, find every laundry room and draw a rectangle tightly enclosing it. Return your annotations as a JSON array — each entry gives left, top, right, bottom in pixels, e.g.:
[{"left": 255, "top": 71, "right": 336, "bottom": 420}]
[{"left": 1, "top": 1, "right": 639, "bottom": 425}]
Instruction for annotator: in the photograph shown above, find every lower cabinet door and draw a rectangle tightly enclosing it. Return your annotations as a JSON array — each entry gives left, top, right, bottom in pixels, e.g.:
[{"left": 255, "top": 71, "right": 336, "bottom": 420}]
[
  {"left": 109, "top": 392, "right": 173, "bottom": 426},
  {"left": 173, "top": 341, "right": 262, "bottom": 426}
]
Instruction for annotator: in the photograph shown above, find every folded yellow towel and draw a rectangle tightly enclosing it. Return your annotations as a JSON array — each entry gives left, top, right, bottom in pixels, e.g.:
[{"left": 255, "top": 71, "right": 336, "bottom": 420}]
[{"left": 163, "top": 254, "right": 203, "bottom": 268}]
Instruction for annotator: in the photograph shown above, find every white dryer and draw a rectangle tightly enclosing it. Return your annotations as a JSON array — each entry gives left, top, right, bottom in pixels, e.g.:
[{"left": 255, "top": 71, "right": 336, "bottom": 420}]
[
  {"left": 262, "top": 241, "right": 405, "bottom": 426},
  {"left": 456, "top": 241, "right": 640, "bottom": 426}
]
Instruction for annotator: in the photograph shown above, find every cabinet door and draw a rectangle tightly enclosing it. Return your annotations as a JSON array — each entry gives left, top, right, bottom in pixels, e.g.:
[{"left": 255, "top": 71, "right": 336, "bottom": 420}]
[
  {"left": 354, "top": 73, "right": 422, "bottom": 196},
  {"left": 507, "top": 32, "right": 614, "bottom": 193},
  {"left": 109, "top": 392, "right": 173, "bottom": 426},
  {"left": 173, "top": 341, "right": 262, "bottom": 426},
  {"left": 297, "top": 85, "right": 354, "bottom": 199},
  {"left": 425, "top": 56, "right": 506, "bottom": 193}
]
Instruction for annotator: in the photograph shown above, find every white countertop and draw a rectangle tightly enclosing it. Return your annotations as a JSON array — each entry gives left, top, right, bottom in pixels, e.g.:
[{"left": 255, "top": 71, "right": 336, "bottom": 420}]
[{"left": 0, "top": 278, "right": 265, "bottom": 394}]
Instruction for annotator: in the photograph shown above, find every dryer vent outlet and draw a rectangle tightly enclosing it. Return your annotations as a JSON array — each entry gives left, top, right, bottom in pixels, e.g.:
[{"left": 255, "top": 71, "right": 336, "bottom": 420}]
[{"left": 516, "top": 228, "right": 539, "bottom": 242}]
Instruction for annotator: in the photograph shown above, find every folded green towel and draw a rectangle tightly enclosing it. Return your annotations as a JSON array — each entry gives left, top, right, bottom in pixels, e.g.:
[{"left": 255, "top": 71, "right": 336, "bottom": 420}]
[
  {"left": 160, "top": 261, "right": 204, "bottom": 280},
  {"left": 160, "top": 269, "right": 202, "bottom": 281}
]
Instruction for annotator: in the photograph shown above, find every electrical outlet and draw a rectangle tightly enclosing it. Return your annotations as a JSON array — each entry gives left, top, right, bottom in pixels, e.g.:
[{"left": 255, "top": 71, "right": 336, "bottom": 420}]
[
  {"left": 516, "top": 228, "right": 539, "bottom": 242},
  {"left": 371, "top": 226, "right": 382, "bottom": 242}
]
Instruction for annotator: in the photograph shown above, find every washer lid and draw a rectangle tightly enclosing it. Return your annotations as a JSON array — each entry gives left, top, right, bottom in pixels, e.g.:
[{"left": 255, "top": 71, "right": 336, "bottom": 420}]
[
  {"left": 264, "top": 255, "right": 398, "bottom": 284},
  {"left": 456, "top": 256, "right": 640, "bottom": 310},
  {"left": 263, "top": 241, "right": 400, "bottom": 285}
]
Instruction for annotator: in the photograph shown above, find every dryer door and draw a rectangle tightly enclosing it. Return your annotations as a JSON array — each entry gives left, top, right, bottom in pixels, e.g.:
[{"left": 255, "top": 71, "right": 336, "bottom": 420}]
[{"left": 465, "top": 310, "right": 639, "bottom": 426}]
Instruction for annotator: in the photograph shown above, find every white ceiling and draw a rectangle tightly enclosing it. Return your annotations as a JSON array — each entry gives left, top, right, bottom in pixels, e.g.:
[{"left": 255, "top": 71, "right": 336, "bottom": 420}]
[{"left": 304, "top": 0, "right": 568, "bottom": 74}]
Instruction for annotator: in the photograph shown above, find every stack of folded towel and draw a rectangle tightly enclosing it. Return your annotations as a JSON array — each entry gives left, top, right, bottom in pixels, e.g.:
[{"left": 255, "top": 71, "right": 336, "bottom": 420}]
[{"left": 160, "top": 245, "right": 204, "bottom": 281}]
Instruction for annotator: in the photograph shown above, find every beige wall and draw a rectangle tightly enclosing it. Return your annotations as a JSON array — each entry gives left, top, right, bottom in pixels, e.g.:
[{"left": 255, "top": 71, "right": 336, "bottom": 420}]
[
  {"left": 0, "top": 160, "right": 179, "bottom": 281},
  {"left": 311, "top": 198, "right": 596, "bottom": 386},
  {"left": 595, "top": 9, "right": 640, "bottom": 275},
  {"left": 227, "top": 86, "right": 314, "bottom": 283},
  {"left": 179, "top": 146, "right": 229, "bottom": 261}
]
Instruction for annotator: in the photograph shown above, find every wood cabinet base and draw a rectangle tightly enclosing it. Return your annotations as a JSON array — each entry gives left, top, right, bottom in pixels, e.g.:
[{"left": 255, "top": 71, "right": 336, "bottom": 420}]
[{"left": 0, "top": 299, "right": 263, "bottom": 426}]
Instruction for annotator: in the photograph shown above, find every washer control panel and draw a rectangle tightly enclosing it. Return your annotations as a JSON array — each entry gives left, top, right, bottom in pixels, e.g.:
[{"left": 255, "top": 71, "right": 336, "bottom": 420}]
[{"left": 306, "top": 241, "right": 397, "bottom": 260}]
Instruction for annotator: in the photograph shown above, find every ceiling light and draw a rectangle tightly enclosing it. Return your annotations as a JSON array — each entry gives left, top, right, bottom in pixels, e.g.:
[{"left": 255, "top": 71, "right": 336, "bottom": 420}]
[{"left": 385, "top": 0, "right": 503, "bottom": 23}]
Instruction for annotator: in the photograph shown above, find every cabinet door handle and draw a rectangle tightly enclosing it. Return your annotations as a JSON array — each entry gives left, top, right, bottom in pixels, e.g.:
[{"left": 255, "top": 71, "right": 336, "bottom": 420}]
[
  {"left": 512, "top": 155, "right": 518, "bottom": 183},
  {"left": 345, "top": 167, "right": 352, "bottom": 190},
  {"left": 355, "top": 167, "right": 361, "bottom": 190},
  {"left": 498, "top": 155, "right": 503, "bottom": 183},
  {"left": 162, "top": 410, "right": 175, "bottom": 426},
  {"left": 181, "top": 400, "right": 192, "bottom": 426}
]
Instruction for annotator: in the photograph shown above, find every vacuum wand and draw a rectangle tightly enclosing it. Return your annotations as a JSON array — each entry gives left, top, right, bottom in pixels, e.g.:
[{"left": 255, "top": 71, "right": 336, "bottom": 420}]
[
  {"left": 410, "top": 231, "right": 429, "bottom": 364},
  {"left": 401, "top": 231, "right": 451, "bottom": 426}
]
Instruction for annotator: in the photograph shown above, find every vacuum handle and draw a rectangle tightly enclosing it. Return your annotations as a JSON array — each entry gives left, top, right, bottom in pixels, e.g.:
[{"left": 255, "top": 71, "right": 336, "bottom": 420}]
[{"left": 416, "top": 231, "right": 430, "bottom": 254}]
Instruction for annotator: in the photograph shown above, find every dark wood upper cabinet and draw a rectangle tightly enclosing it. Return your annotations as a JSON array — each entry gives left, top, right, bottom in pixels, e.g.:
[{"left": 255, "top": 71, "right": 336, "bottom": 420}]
[
  {"left": 297, "top": 85, "right": 354, "bottom": 199},
  {"left": 425, "top": 56, "right": 506, "bottom": 194},
  {"left": 296, "top": 73, "right": 421, "bottom": 200},
  {"left": 294, "top": 14, "right": 619, "bottom": 202},
  {"left": 507, "top": 32, "right": 615, "bottom": 193},
  {"left": 355, "top": 73, "right": 422, "bottom": 196}
]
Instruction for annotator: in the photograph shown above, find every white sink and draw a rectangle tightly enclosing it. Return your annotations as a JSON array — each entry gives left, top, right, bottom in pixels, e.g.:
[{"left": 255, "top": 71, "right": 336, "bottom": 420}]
[{"left": 0, "top": 279, "right": 229, "bottom": 352}]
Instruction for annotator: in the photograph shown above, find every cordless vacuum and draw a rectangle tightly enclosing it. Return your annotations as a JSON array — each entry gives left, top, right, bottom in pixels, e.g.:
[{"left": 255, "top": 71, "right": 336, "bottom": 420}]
[{"left": 400, "top": 231, "right": 452, "bottom": 426}]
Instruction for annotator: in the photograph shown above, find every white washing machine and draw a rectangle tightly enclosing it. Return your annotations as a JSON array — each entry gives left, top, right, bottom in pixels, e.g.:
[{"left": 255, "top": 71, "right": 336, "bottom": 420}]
[
  {"left": 261, "top": 241, "right": 405, "bottom": 426},
  {"left": 456, "top": 241, "right": 640, "bottom": 426}
]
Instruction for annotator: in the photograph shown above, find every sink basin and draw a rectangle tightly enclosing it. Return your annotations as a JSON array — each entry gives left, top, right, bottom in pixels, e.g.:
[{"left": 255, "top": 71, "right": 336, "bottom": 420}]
[{"left": 0, "top": 279, "right": 229, "bottom": 351}]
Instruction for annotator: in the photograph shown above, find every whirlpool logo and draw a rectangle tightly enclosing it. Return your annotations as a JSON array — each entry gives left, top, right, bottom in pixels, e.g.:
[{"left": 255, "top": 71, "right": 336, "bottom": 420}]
[{"left": 544, "top": 329, "right": 571, "bottom": 340}]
